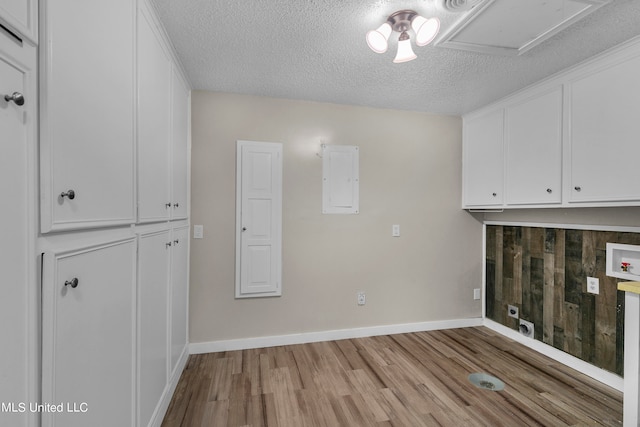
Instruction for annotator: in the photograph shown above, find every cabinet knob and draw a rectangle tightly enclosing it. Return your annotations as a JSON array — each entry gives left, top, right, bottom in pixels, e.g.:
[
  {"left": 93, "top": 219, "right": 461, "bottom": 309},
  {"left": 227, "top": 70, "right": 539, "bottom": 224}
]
[
  {"left": 4, "top": 92, "right": 24, "bottom": 106},
  {"left": 242, "top": 227, "right": 247, "bottom": 232},
  {"left": 165, "top": 202, "right": 172, "bottom": 208},
  {"left": 492, "top": 192, "right": 497, "bottom": 197},
  {"left": 60, "top": 189, "right": 75, "bottom": 200},
  {"left": 174, "top": 239, "right": 179, "bottom": 245},
  {"left": 574, "top": 186, "right": 581, "bottom": 192},
  {"left": 64, "top": 278, "right": 79, "bottom": 288},
  {"left": 173, "top": 203, "right": 179, "bottom": 208},
  {"left": 166, "top": 242, "right": 172, "bottom": 248},
  {"left": 546, "top": 188, "right": 552, "bottom": 193}
]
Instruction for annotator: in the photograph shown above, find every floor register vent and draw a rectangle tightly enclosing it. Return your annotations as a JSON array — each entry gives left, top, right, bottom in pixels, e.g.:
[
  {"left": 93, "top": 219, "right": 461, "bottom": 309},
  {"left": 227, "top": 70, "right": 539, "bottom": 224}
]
[{"left": 468, "top": 373, "right": 505, "bottom": 391}]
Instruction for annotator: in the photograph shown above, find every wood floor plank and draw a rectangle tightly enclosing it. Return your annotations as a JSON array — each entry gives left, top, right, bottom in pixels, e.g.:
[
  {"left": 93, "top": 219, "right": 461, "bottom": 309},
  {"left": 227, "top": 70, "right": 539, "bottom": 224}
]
[{"left": 162, "top": 327, "right": 622, "bottom": 426}]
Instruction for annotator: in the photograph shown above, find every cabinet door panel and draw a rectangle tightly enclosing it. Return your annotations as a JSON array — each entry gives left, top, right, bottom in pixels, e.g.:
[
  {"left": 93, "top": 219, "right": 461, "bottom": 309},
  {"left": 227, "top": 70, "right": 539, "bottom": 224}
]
[
  {"left": 171, "top": 69, "right": 189, "bottom": 220},
  {"left": 569, "top": 54, "right": 640, "bottom": 202},
  {"left": 506, "top": 87, "right": 562, "bottom": 205},
  {"left": 40, "top": 0, "right": 135, "bottom": 232},
  {"left": 0, "top": 0, "right": 37, "bottom": 43},
  {"left": 138, "top": 7, "right": 171, "bottom": 223},
  {"left": 0, "top": 36, "right": 36, "bottom": 427},
  {"left": 138, "top": 230, "right": 170, "bottom": 427},
  {"left": 170, "top": 226, "right": 189, "bottom": 374},
  {"left": 463, "top": 110, "right": 504, "bottom": 207},
  {"left": 42, "top": 238, "right": 136, "bottom": 427}
]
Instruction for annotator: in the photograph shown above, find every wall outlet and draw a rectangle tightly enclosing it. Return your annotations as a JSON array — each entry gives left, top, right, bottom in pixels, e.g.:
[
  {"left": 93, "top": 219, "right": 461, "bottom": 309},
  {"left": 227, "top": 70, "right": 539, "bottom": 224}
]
[
  {"left": 392, "top": 224, "right": 400, "bottom": 237},
  {"left": 587, "top": 276, "right": 600, "bottom": 294},
  {"left": 357, "top": 291, "right": 366, "bottom": 306},
  {"left": 473, "top": 288, "right": 481, "bottom": 300},
  {"left": 507, "top": 304, "right": 519, "bottom": 319},
  {"left": 193, "top": 225, "right": 204, "bottom": 239}
]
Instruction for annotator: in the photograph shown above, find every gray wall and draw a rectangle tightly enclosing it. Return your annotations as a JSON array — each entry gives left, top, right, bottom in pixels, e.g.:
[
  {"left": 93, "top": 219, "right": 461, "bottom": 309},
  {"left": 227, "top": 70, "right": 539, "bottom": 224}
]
[{"left": 189, "top": 91, "right": 483, "bottom": 344}]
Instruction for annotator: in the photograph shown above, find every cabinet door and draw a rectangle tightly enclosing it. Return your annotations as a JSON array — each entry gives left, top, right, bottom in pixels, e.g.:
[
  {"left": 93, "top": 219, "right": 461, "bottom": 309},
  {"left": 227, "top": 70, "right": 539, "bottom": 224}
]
[
  {"left": 138, "top": 6, "right": 171, "bottom": 223},
  {"left": 170, "top": 225, "right": 189, "bottom": 375},
  {"left": 0, "top": 33, "right": 36, "bottom": 427},
  {"left": 138, "top": 230, "right": 170, "bottom": 427},
  {"left": 40, "top": 0, "right": 136, "bottom": 232},
  {"left": 463, "top": 109, "right": 504, "bottom": 207},
  {"left": 505, "top": 87, "right": 563, "bottom": 205},
  {"left": 569, "top": 54, "right": 640, "bottom": 202},
  {"left": 0, "top": 0, "right": 37, "bottom": 43},
  {"left": 42, "top": 238, "right": 136, "bottom": 427},
  {"left": 171, "top": 69, "right": 190, "bottom": 220}
]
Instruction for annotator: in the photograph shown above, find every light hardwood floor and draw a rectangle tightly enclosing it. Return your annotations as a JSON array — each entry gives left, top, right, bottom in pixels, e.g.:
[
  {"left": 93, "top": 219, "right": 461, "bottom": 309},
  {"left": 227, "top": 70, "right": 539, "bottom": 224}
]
[{"left": 162, "top": 327, "right": 622, "bottom": 426}]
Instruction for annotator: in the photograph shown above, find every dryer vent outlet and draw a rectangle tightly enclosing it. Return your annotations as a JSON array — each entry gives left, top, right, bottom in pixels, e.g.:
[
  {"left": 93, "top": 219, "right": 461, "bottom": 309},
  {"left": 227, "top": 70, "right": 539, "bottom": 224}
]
[{"left": 519, "top": 319, "right": 534, "bottom": 338}]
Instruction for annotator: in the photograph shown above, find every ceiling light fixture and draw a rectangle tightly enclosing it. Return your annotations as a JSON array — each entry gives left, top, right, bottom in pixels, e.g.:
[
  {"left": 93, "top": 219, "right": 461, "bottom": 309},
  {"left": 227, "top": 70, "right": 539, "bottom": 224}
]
[{"left": 366, "top": 10, "right": 440, "bottom": 63}]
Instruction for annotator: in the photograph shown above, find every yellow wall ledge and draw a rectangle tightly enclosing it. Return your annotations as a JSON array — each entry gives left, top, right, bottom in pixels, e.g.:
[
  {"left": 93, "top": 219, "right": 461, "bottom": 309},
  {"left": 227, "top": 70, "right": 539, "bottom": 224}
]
[{"left": 618, "top": 281, "right": 640, "bottom": 295}]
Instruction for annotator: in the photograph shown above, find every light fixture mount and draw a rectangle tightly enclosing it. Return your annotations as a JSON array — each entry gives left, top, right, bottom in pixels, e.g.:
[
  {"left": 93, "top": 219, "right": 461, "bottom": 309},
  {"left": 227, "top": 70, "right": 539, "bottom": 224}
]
[{"left": 388, "top": 10, "right": 419, "bottom": 33}]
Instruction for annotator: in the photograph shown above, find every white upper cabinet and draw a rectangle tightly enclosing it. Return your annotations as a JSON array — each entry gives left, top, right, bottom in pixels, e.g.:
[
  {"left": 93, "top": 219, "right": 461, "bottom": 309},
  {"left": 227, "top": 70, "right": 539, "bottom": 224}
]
[
  {"left": 505, "top": 86, "right": 563, "bottom": 205},
  {"left": 463, "top": 109, "right": 504, "bottom": 207},
  {"left": 567, "top": 51, "right": 640, "bottom": 203},
  {"left": 463, "top": 36, "right": 640, "bottom": 209},
  {"left": 40, "top": 0, "right": 136, "bottom": 232},
  {"left": 0, "top": 0, "right": 37, "bottom": 43},
  {"left": 138, "top": 5, "right": 172, "bottom": 223},
  {"left": 171, "top": 68, "right": 190, "bottom": 220}
]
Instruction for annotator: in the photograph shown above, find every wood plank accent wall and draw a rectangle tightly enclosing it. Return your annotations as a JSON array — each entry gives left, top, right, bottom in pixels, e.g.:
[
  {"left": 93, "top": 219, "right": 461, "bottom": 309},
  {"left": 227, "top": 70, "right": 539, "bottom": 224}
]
[{"left": 486, "top": 225, "right": 640, "bottom": 376}]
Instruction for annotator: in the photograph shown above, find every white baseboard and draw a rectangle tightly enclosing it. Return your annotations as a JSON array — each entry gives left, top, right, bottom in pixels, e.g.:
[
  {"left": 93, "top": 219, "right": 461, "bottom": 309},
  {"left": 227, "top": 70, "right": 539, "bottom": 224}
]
[
  {"left": 187, "top": 318, "right": 622, "bottom": 393},
  {"left": 189, "top": 317, "right": 484, "bottom": 354},
  {"left": 484, "top": 319, "right": 624, "bottom": 392},
  {"left": 150, "top": 345, "right": 189, "bottom": 427}
]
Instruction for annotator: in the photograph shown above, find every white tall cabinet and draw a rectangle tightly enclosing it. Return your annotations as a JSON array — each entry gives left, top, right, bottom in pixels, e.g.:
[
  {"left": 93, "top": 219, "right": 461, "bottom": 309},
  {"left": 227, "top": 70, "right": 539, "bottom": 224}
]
[
  {"left": 35, "top": 0, "right": 191, "bottom": 426},
  {"left": 0, "top": 18, "right": 38, "bottom": 427}
]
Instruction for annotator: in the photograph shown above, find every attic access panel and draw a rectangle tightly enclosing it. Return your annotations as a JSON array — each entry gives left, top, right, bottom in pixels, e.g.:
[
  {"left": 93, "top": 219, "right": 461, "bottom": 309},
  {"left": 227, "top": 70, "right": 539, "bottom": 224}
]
[{"left": 437, "top": 0, "right": 609, "bottom": 55}]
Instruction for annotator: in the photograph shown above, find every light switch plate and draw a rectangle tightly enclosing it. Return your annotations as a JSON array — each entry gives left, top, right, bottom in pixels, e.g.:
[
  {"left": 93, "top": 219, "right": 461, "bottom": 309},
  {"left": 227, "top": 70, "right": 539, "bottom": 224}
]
[
  {"left": 587, "top": 276, "right": 599, "bottom": 294},
  {"left": 392, "top": 224, "right": 400, "bottom": 237},
  {"left": 193, "top": 225, "right": 204, "bottom": 239}
]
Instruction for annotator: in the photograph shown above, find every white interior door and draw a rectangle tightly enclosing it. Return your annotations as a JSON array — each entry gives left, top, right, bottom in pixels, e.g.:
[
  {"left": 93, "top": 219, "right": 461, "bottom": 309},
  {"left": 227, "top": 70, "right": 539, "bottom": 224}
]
[{"left": 236, "top": 141, "right": 282, "bottom": 298}]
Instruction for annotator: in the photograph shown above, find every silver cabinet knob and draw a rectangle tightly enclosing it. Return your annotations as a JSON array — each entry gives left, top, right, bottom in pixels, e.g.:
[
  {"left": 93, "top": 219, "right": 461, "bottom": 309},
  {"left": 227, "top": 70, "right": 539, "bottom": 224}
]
[
  {"left": 492, "top": 192, "right": 497, "bottom": 197},
  {"left": 546, "top": 188, "right": 552, "bottom": 193},
  {"left": 60, "top": 189, "right": 75, "bottom": 200},
  {"left": 165, "top": 202, "right": 172, "bottom": 208},
  {"left": 4, "top": 92, "right": 24, "bottom": 106},
  {"left": 173, "top": 203, "right": 179, "bottom": 208},
  {"left": 64, "top": 278, "right": 79, "bottom": 288},
  {"left": 242, "top": 227, "right": 247, "bottom": 232},
  {"left": 574, "top": 186, "right": 581, "bottom": 192}
]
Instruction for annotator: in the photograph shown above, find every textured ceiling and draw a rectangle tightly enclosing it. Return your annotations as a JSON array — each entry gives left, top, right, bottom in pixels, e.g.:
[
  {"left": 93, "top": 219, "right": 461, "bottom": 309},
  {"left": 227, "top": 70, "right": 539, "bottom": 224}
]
[{"left": 151, "top": 0, "right": 640, "bottom": 115}]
